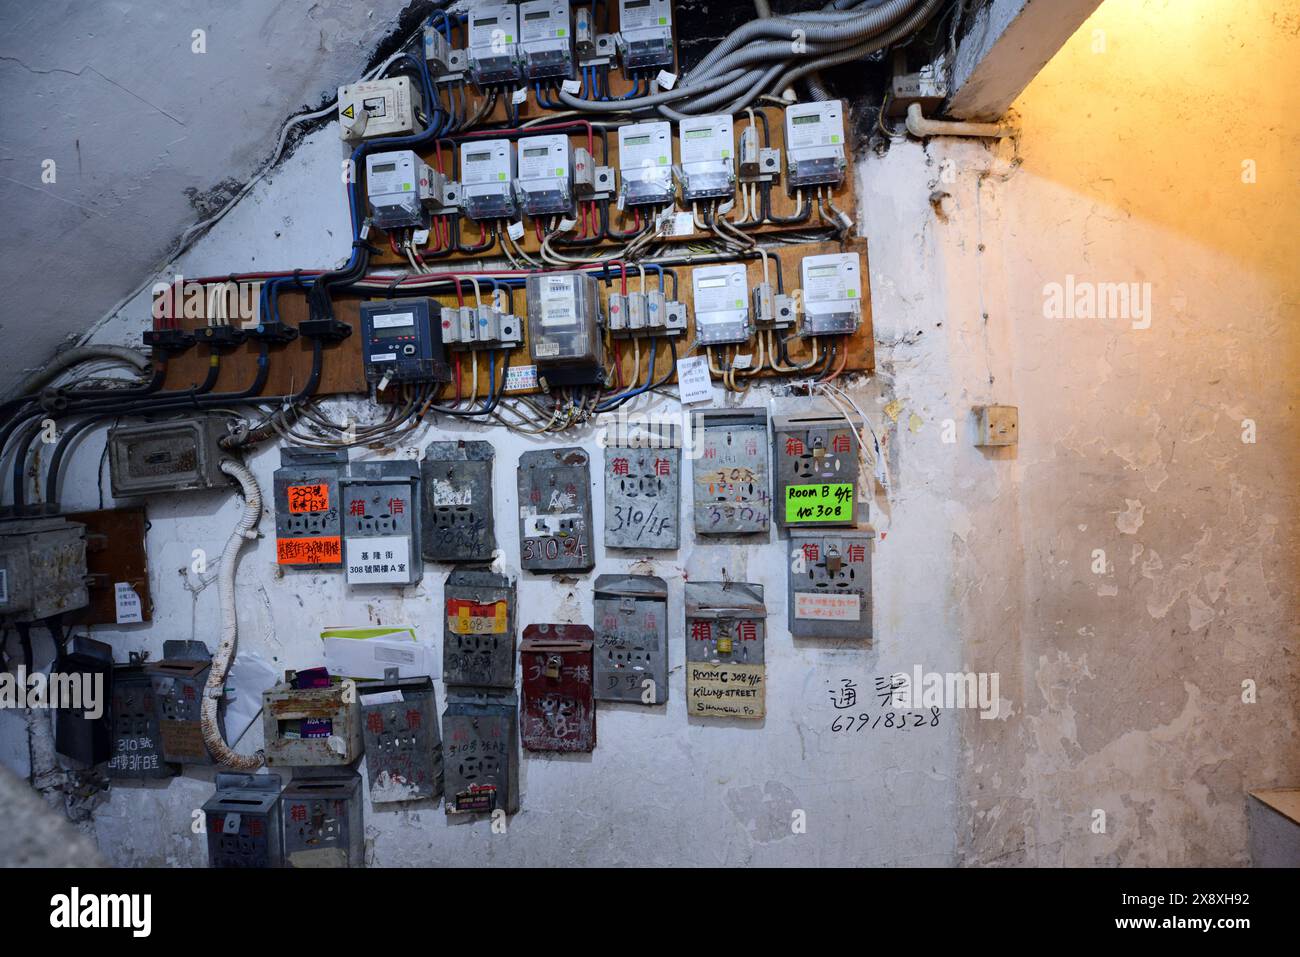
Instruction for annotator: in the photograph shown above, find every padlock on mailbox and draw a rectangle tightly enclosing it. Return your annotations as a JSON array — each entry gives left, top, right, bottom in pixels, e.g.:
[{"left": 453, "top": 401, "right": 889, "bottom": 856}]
[
  {"left": 281, "top": 768, "right": 365, "bottom": 868},
  {"left": 146, "top": 640, "right": 221, "bottom": 765},
  {"left": 442, "top": 689, "right": 519, "bottom": 816},
  {"left": 359, "top": 671, "right": 443, "bottom": 805},
  {"left": 203, "top": 772, "right": 284, "bottom": 868},
  {"left": 787, "top": 529, "right": 874, "bottom": 639},
  {"left": 685, "top": 581, "right": 767, "bottom": 720},
  {"left": 520, "top": 624, "right": 595, "bottom": 752}
]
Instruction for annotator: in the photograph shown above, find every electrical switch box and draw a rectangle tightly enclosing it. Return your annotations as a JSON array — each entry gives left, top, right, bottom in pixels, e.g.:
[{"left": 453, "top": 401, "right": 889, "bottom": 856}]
[
  {"left": 420, "top": 440, "right": 496, "bottom": 563},
  {"left": 785, "top": 100, "right": 846, "bottom": 191},
  {"left": 359, "top": 673, "right": 443, "bottom": 805},
  {"left": 263, "top": 672, "right": 363, "bottom": 767},
  {"left": 282, "top": 769, "right": 365, "bottom": 869},
  {"left": 692, "top": 263, "right": 752, "bottom": 346},
  {"left": 518, "top": 448, "right": 595, "bottom": 573},
  {"left": 516, "top": 133, "right": 574, "bottom": 216},
  {"left": 520, "top": 624, "right": 596, "bottom": 752},
  {"left": 772, "top": 410, "right": 861, "bottom": 528},
  {"left": 107, "top": 416, "right": 230, "bottom": 497},
  {"left": 274, "top": 447, "right": 346, "bottom": 570},
  {"left": 593, "top": 573, "right": 668, "bottom": 704},
  {"left": 0, "top": 516, "right": 88, "bottom": 622},
  {"left": 618, "top": 121, "right": 673, "bottom": 207},
  {"left": 461, "top": 139, "right": 519, "bottom": 220},
  {"left": 678, "top": 114, "right": 735, "bottom": 202},
  {"left": 685, "top": 581, "right": 767, "bottom": 720},
  {"left": 338, "top": 76, "right": 424, "bottom": 142},
  {"left": 520, "top": 0, "right": 574, "bottom": 79},
  {"left": 617, "top": 0, "right": 674, "bottom": 70},
  {"left": 692, "top": 408, "right": 771, "bottom": 535},
  {"left": 147, "top": 640, "right": 221, "bottom": 765},
  {"left": 604, "top": 445, "right": 679, "bottom": 549},
  {"left": 468, "top": 3, "right": 523, "bottom": 86},
  {"left": 424, "top": 21, "right": 452, "bottom": 75},
  {"left": 365, "top": 150, "right": 445, "bottom": 230},
  {"left": 341, "top": 461, "right": 423, "bottom": 587},
  {"left": 203, "top": 773, "right": 284, "bottom": 869},
  {"left": 975, "top": 404, "right": 1018, "bottom": 446},
  {"left": 799, "top": 252, "right": 863, "bottom": 337},
  {"left": 52, "top": 635, "right": 113, "bottom": 766},
  {"left": 360, "top": 297, "right": 450, "bottom": 387},
  {"left": 443, "top": 570, "right": 516, "bottom": 688},
  {"left": 525, "top": 272, "right": 604, "bottom": 385},
  {"left": 788, "top": 530, "right": 874, "bottom": 640},
  {"left": 442, "top": 689, "right": 519, "bottom": 816},
  {"left": 108, "top": 654, "right": 176, "bottom": 781}
]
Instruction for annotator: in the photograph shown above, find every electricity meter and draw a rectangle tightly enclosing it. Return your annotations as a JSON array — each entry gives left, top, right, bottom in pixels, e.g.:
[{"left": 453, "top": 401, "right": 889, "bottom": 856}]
[
  {"left": 677, "top": 114, "right": 735, "bottom": 202},
  {"left": 515, "top": 134, "right": 574, "bottom": 216},
  {"left": 365, "top": 150, "right": 445, "bottom": 230},
  {"left": 526, "top": 272, "right": 604, "bottom": 384},
  {"left": 785, "top": 100, "right": 846, "bottom": 191},
  {"left": 107, "top": 416, "right": 229, "bottom": 496},
  {"left": 520, "top": 0, "right": 574, "bottom": 79},
  {"left": 468, "top": 3, "right": 522, "bottom": 86},
  {"left": 338, "top": 77, "right": 423, "bottom": 142},
  {"left": 617, "top": 121, "right": 673, "bottom": 207},
  {"left": 691, "top": 262, "right": 752, "bottom": 346},
  {"left": 617, "top": 0, "right": 673, "bottom": 70},
  {"left": 359, "top": 298, "right": 450, "bottom": 387},
  {"left": 460, "top": 139, "right": 518, "bottom": 220},
  {"left": 799, "top": 252, "right": 863, "bottom": 336}
]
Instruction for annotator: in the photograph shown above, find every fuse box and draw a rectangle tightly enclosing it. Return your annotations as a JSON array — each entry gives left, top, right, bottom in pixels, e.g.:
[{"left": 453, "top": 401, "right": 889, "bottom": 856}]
[
  {"left": 618, "top": 121, "right": 673, "bottom": 207},
  {"left": 341, "top": 461, "right": 423, "bottom": 587},
  {"left": 525, "top": 272, "right": 604, "bottom": 385},
  {"left": 516, "top": 133, "right": 574, "bottom": 216},
  {"left": 772, "top": 410, "right": 861, "bottom": 528},
  {"left": 788, "top": 530, "right": 874, "bottom": 640},
  {"left": 419, "top": 440, "right": 496, "bottom": 564},
  {"left": 359, "top": 672, "right": 443, "bottom": 805},
  {"left": 692, "top": 408, "right": 771, "bottom": 534},
  {"left": 147, "top": 640, "right": 221, "bottom": 765},
  {"left": 0, "top": 516, "right": 88, "bottom": 623},
  {"left": 263, "top": 672, "right": 363, "bottom": 767},
  {"left": 799, "top": 252, "right": 863, "bottom": 337},
  {"left": 785, "top": 100, "right": 846, "bottom": 191},
  {"left": 423, "top": 20, "right": 452, "bottom": 75},
  {"left": 692, "top": 263, "right": 752, "bottom": 346},
  {"left": 617, "top": 0, "right": 673, "bottom": 70},
  {"left": 359, "top": 297, "right": 450, "bottom": 388},
  {"left": 52, "top": 635, "right": 113, "bottom": 766},
  {"left": 203, "top": 773, "right": 284, "bottom": 869},
  {"left": 107, "top": 653, "right": 176, "bottom": 781},
  {"left": 365, "top": 150, "right": 445, "bottom": 230},
  {"left": 520, "top": 624, "right": 596, "bottom": 752},
  {"left": 107, "top": 416, "right": 230, "bottom": 497},
  {"left": 593, "top": 573, "right": 668, "bottom": 704},
  {"left": 677, "top": 114, "right": 735, "bottom": 202},
  {"left": 440, "top": 294, "right": 524, "bottom": 350},
  {"left": 604, "top": 445, "right": 679, "bottom": 549},
  {"left": 338, "top": 76, "right": 423, "bottom": 142},
  {"left": 443, "top": 570, "right": 516, "bottom": 688},
  {"left": 443, "top": 689, "right": 520, "bottom": 816},
  {"left": 685, "top": 581, "right": 767, "bottom": 720},
  {"left": 282, "top": 769, "right": 365, "bottom": 869},
  {"left": 468, "top": 3, "right": 522, "bottom": 86},
  {"left": 518, "top": 447, "right": 595, "bottom": 573},
  {"left": 520, "top": 0, "right": 574, "bottom": 79},
  {"left": 461, "top": 138, "right": 519, "bottom": 220},
  {"left": 274, "top": 447, "right": 346, "bottom": 570}
]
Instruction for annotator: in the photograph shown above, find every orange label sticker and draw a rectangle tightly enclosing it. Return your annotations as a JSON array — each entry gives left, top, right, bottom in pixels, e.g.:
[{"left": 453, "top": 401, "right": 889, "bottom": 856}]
[
  {"left": 446, "top": 599, "right": 508, "bottom": 635},
  {"left": 287, "top": 484, "right": 330, "bottom": 514},
  {"left": 277, "top": 536, "right": 342, "bottom": 565}
]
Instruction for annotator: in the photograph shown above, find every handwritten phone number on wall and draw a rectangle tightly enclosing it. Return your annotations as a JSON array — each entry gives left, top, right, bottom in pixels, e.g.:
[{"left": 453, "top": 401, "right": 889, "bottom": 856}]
[{"left": 830, "top": 708, "right": 941, "bottom": 733}]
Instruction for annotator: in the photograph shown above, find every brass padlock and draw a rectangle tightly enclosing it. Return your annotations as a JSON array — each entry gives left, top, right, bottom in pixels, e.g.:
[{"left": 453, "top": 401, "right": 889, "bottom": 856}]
[
  {"left": 545, "top": 655, "right": 562, "bottom": 679},
  {"left": 716, "top": 632, "right": 734, "bottom": 655},
  {"left": 826, "top": 546, "right": 842, "bottom": 575}
]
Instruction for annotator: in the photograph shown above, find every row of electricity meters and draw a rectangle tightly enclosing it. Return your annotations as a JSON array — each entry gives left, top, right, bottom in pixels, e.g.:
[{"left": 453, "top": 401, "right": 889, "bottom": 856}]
[{"left": 364, "top": 103, "right": 846, "bottom": 229}]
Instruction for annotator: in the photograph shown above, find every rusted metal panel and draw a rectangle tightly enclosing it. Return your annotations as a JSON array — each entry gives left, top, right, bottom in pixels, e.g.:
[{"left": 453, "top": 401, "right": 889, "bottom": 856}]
[
  {"left": 443, "top": 570, "right": 516, "bottom": 688},
  {"left": 273, "top": 447, "right": 347, "bottom": 570},
  {"left": 788, "top": 530, "right": 874, "bottom": 640},
  {"left": 203, "top": 772, "right": 283, "bottom": 868},
  {"left": 281, "top": 769, "right": 365, "bottom": 868},
  {"left": 520, "top": 624, "right": 595, "bottom": 752},
  {"left": 0, "top": 516, "right": 88, "bottom": 622},
  {"left": 359, "top": 673, "right": 443, "bottom": 805},
  {"left": 691, "top": 409, "right": 771, "bottom": 535},
  {"left": 442, "top": 689, "right": 519, "bottom": 816},
  {"left": 420, "top": 440, "right": 497, "bottom": 563},
  {"left": 146, "top": 640, "right": 220, "bottom": 765},
  {"left": 517, "top": 447, "right": 595, "bottom": 573},
  {"left": 592, "top": 573, "right": 669, "bottom": 704},
  {"left": 107, "top": 653, "right": 176, "bottom": 781},
  {"left": 685, "top": 581, "right": 767, "bottom": 720},
  {"left": 263, "top": 673, "right": 363, "bottom": 767},
  {"left": 64, "top": 507, "right": 151, "bottom": 625}
]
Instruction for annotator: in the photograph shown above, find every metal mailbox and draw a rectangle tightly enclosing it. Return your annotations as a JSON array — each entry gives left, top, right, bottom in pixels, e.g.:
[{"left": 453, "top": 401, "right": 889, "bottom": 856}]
[
  {"left": 359, "top": 673, "right": 443, "bottom": 805},
  {"left": 273, "top": 447, "right": 347, "bottom": 569},
  {"left": 685, "top": 581, "right": 767, "bottom": 720},
  {"left": 692, "top": 409, "right": 771, "bottom": 535},
  {"left": 605, "top": 445, "right": 680, "bottom": 550},
  {"left": 788, "top": 530, "right": 874, "bottom": 639},
  {"left": 263, "top": 672, "right": 363, "bottom": 767},
  {"left": 53, "top": 635, "right": 113, "bottom": 766},
  {"left": 772, "top": 411, "right": 861, "bottom": 529},
  {"left": 147, "top": 640, "right": 219, "bottom": 765},
  {"left": 442, "top": 689, "right": 519, "bottom": 816},
  {"left": 520, "top": 624, "right": 595, "bottom": 752},
  {"left": 107, "top": 653, "right": 176, "bottom": 781},
  {"left": 281, "top": 768, "right": 365, "bottom": 868},
  {"left": 592, "top": 573, "right": 669, "bottom": 704},
  {"left": 420, "top": 440, "right": 497, "bottom": 564},
  {"left": 341, "top": 460, "right": 423, "bottom": 586},
  {"left": 517, "top": 447, "right": 595, "bottom": 573},
  {"left": 443, "top": 570, "right": 516, "bottom": 688},
  {"left": 203, "top": 772, "right": 283, "bottom": 869}
]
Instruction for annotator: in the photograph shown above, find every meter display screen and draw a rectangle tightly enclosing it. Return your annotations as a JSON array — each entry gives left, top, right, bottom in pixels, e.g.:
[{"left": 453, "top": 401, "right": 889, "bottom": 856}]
[
  {"left": 371, "top": 162, "right": 397, "bottom": 174},
  {"left": 685, "top": 129, "right": 712, "bottom": 140},
  {"left": 624, "top": 135, "right": 651, "bottom": 147},
  {"left": 524, "top": 147, "right": 549, "bottom": 158},
  {"left": 793, "top": 115, "right": 820, "bottom": 126},
  {"left": 466, "top": 152, "right": 492, "bottom": 163}
]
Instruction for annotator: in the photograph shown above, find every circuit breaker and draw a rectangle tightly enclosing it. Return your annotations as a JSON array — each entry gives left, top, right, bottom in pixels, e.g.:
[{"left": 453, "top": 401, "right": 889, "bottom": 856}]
[
  {"left": 359, "top": 673, "right": 443, "bottom": 805},
  {"left": 341, "top": 460, "right": 423, "bottom": 587},
  {"left": 593, "top": 573, "right": 669, "bottom": 704},
  {"left": 772, "top": 411, "right": 861, "bottom": 529},
  {"left": 618, "top": 121, "right": 673, "bottom": 207},
  {"left": 147, "top": 640, "right": 220, "bottom": 765},
  {"left": 107, "top": 416, "right": 229, "bottom": 496},
  {"left": 516, "top": 134, "right": 574, "bottom": 216},
  {"left": 617, "top": 0, "right": 673, "bottom": 70},
  {"left": 785, "top": 100, "right": 846, "bottom": 190},
  {"left": 203, "top": 773, "right": 284, "bottom": 869},
  {"left": 365, "top": 150, "right": 445, "bottom": 230},
  {"left": 519, "top": 0, "right": 574, "bottom": 79},
  {"left": 51, "top": 635, "right": 113, "bottom": 765},
  {"left": 468, "top": 3, "right": 522, "bottom": 86},
  {"left": 692, "top": 263, "right": 752, "bottom": 346},
  {"left": 442, "top": 689, "right": 520, "bottom": 815},
  {"left": 443, "top": 570, "right": 516, "bottom": 688},
  {"left": 799, "top": 252, "right": 863, "bottom": 337},
  {"left": 338, "top": 76, "right": 423, "bottom": 142},
  {"left": 518, "top": 447, "right": 595, "bottom": 573},
  {"left": 419, "top": 440, "right": 496, "bottom": 563},
  {"left": 604, "top": 445, "right": 679, "bottom": 549},
  {"left": 685, "top": 581, "right": 767, "bottom": 720},
  {"left": 107, "top": 654, "right": 176, "bottom": 781},
  {"left": 263, "top": 672, "right": 363, "bottom": 767},
  {"left": 692, "top": 408, "right": 771, "bottom": 535},
  {"left": 274, "top": 447, "right": 346, "bottom": 570},
  {"left": 360, "top": 297, "right": 450, "bottom": 387},
  {"left": 0, "top": 516, "right": 88, "bottom": 622},
  {"left": 520, "top": 624, "right": 596, "bottom": 752},
  {"left": 788, "top": 530, "right": 874, "bottom": 640},
  {"left": 526, "top": 272, "right": 604, "bottom": 385},
  {"left": 677, "top": 114, "right": 735, "bottom": 202},
  {"left": 461, "top": 139, "right": 519, "bottom": 220},
  {"left": 281, "top": 769, "right": 365, "bottom": 869}
]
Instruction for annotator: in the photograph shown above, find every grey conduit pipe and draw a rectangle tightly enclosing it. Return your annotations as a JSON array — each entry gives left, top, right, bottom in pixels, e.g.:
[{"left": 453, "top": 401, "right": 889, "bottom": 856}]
[{"left": 13, "top": 345, "right": 150, "bottom": 397}]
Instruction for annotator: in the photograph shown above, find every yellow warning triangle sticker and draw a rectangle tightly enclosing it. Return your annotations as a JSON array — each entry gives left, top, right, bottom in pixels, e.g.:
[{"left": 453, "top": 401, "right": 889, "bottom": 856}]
[{"left": 341, "top": 104, "right": 355, "bottom": 119}]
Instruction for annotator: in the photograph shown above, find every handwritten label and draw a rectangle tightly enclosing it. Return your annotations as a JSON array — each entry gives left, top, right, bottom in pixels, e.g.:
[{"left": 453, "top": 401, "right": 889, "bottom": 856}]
[
  {"left": 446, "top": 598, "right": 508, "bottom": 635},
  {"left": 794, "top": 592, "right": 860, "bottom": 621},
  {"left": 687, "top": 662, "right": 765, "bottom": 719},
  {"left": 507, "top": 221, "right": 525, "bottom": 241},
  {"left": 287, "top": 483, "right": 329, "bottom": 513},
  {"left": 561, "top": 78, "right": 581, "bottom": 95},
  {"left": 277, "top": 536, "right": 342, "bottom": 565},
  {"left": 676, "top": 354, "right": 714, "bottom": 404},
  {"left": 656, "top": 70, "right": 677, "bottom": 90},
  {"left": 114, "top": 582, "right": 144, "bottom": 624},
  {"left": 784, "top": 483, "right": 853, "bottom": 523}
]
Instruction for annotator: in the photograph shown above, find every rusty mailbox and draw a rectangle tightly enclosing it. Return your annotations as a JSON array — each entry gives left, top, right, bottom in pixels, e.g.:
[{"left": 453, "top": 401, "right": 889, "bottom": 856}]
[
  {"left": 520, "top": 624, "right": 596, "bottom": 752},
  {"left": 263, "top": 672, "right": 363, "bottom": 767},
  {"left": 604, "top": 444, "right": 680, "bottom": 550},
  {"left": 281, "top": 768, "right": 365, "bottom": 868},
  {"left": 203, "top": 772, "right": 284, "bottom": 869},
  {"left": 443, "top": 570, "right": 516, "bottom": 688},
  {"left": 420, "top": 440, "right": 497, "bottom": 563},
  {"left": 517, "top": 447, "right": 595, "bottom": 573},
  {"left": 593, "top": 573, "right": 669, "bottom": 705},
  {"left": 146, "top": 640, "right": 220, "bottom": 765},
  {"left": 692, "top": 408, "right": 771, "bottom": 535},
  {"left": 274, "top": 447, "right": 347, "bottom": 569},
  {"left": 359, "top": 672, "right": 443, "bottom": 805},
  {"left": 107, "top": 653, "right": 176, "bottom": 781},
  {"left": 442, "top": 689, "right": 519, "bottom": 816},
  {"left": 685, "top": 581, "right": 767, "bottom": 720}
]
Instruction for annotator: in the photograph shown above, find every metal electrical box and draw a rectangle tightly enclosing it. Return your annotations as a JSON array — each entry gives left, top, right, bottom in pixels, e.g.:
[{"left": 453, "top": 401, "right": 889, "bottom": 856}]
[
  {"left": 203, "top": 773, "right": 284, "bottom": 869},
  {"left": 519, "top": 0, "right": 574, "bottom": 79},
  {"left": 0, "top": 516, "right": 88, "bottom": 622},
  {"left": 53, "top": 635, "right": 113, "bottom": 766},
  {"left": 263, "top": 673, "right": 363, "bottom": 767},
  {"left": 617, "top": 0, "right": 674, "bottom": 69},
  {"left": 604, "top": 445, "right": 679, "bottom": 549},
  {"left": 468, "top": 3, "right": 522, "bottom": 86},
  {"left": 147, "top": 640, "right": 220, "bottom": 765},
  {"left": 799, "top": 252, "right": 863, "bottom": 336},
  {"left": 518, "top": 447, "right": 595, "bottom": 572},
  {"left": 341, "top": 460, "right": 423, "bottom": 587},
  {"left": 692, "top": 262, "right": 752, "bottom": 346},
  {"left": 526, "top": 272, "right": 604, "bottom": 385},
  {"left": 788, "top": 530, "right": 874, "bottom": 640},
  {"left": 593, "top": 573, "right": 668, "bottom": 704},
  {"left": 442, "top": 689, "right": 520, "bottom": 816},
  {"left": 359, "top": 297, "right": 450, "bottom": 386},
  {"left": 516, "top": 133, "right": 574, "bottom": 216},
  {"left": 420, "top": 440, "right": 496, "bottom": 563},
  {"left": 618, "top": 121, "right": 673, "bottom": 206},
  {"left": 520, "top": 624, "right": 596, "bottom": 752},
  {"left": 360, "top": 673, "right": 443, "bottom": 805},
  {"left": 685, "top": 581, "right": 767, "bottom": 720},
  {"left": 772, "top": 411, "right": 861, "bottom": 529},
  {"left": 692, "top": 408, "right": 771, "bottom": 535},
  {"left": 443, "top": 570, "right": 516, "bottom": 688},
  {"left": 281, "top": 769, "right": 365, "bottom": 868},
  {"left": 274, "top": 447, "right": 346, "bottom": 570},
  {"left": 678, "top": 114, "right": 735, "bottom": 202},
  {"left": 338, "top": 76, "right": 423, "bottom": 142},
  {"left": 461, "top": 138, "right": 518, "bottom": 220},
  {"left": 107, "top": 653, "right": 176, "bottom": 781},
  {"left": 107, "top": 416, "right": 230, "bottom": 497},
  {"left": 785, "top": 100, "right": 846, "bottom": 191}
]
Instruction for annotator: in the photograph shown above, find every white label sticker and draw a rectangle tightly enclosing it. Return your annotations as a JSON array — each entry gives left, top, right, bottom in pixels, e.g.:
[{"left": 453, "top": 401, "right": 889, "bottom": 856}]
[
  {"left": 511, "top": 87, "right": 528, "bottom": 105},
  {"left": 561, "top": 78, "right": 581, "bottom": 95},
  {"left": 507, "top": 221, "right": 525, "bottom": 240},
  {"left": 676, "top": 354, "right": 715, "bottom": 405},
  {"left": 558, "top": 216, "right": 578, "bottom": 232},
  {"left": 114, "top": 582, "right": 144, "bottom": 624},
  {"left": 505, "top": 364, "right": 539, "bottom": 391},
  {"left": 432, "top": 479, "right": 472, "bottom": 507},
  {"left": 667, "top": 210, "right": 695, "bottom": 236},
  {"left": 534, "top": 341, "right": 560, "bottom": 358},
  {"left": 369, "top": 352, "right": 397, "bottom": 362},
  {"left": 656, "top": 70, "right": 677, "bottom": 90},
  {"left": 372, "top": 313, "right": 414, "bottom": 329},
  {"left": 793, "top": 592, "right": 861, "bottom": 621},
  {"left": 412, "top": 228, "right": 430, "bottom": 245},
  {"left": 359, "top": 690, "right": 405, "bottom": 707},
  {"left": 346, "top": 536, "right": 413, "bottom": 584},
  {"left": 731, "top": 353, "right": 752, "bottom": 370}
]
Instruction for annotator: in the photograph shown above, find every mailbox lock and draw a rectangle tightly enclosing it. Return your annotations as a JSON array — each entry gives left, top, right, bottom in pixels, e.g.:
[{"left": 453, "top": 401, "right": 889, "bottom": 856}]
[{"left": 545, "top": 655, "right": 563, "bottom": 679}]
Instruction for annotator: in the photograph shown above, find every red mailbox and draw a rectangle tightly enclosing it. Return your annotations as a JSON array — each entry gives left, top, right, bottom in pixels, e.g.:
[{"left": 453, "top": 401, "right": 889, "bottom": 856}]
[{"left": 520, "top": 624, "right": 596, "bottom": 753}]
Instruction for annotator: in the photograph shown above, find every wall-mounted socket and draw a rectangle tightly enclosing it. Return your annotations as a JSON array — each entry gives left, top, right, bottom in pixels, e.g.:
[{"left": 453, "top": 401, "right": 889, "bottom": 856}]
[{"left": 975, "top": 405, "right": 1018, "bottom": 446}]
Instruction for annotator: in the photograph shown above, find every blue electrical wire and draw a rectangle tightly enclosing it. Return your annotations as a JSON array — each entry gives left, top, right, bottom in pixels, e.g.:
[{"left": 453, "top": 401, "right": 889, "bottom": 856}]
[{"left": 596, "top": 337, "right": 659, "bottom": 412}]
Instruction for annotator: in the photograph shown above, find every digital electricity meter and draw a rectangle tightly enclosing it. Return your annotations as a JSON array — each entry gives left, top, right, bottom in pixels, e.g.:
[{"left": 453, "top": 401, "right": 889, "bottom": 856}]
[
  {"left": 785, "top": 100, "right": 846, "bottom": 191},
  {"left": 468, "top": 3, "right": 522, "bottom": 86},
  {"left": 618, "top": 121, "right": 673, "bottom": 207},
  {"left": 691, "top": 263, "right": 752, "bottom": 346},
  {"left": 365, "top": 151, "right": 445, "bottom": 230},
  {"left": 338, "top": 77, "right": 423, "bottom": 142},
  {"left": 526, "top": 272, "right": 604, "bottom": 384},
  {"left": 677, "top": 114, "right": 735, "bottom": 202},
  {"left": 359, "top": 298, "right": 451, "bottom": 387},
  {"left": 461, "top": 139, "right": 519, "bottom": 220},
  {"left": 519, "top": 0, "right": 574, "bottom": 80},
  {"left": 617, "top": 0, "right": 673, "bottom": 70},
  {"left": 800, "top": 252, "right": 863, "bottom": 336},
  {"left": 515, "top": 134, "right": 574, "bottom": 216}
]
